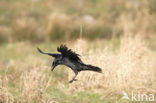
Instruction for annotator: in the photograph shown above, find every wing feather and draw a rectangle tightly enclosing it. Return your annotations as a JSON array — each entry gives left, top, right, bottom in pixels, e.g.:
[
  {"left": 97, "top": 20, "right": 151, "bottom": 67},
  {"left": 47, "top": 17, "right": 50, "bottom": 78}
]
[
  {"left": 37, "top": 48, "right": 61, "bottom": 57},
  {"left": 57, "top": 45, "right": 82, "bottom": 62}
]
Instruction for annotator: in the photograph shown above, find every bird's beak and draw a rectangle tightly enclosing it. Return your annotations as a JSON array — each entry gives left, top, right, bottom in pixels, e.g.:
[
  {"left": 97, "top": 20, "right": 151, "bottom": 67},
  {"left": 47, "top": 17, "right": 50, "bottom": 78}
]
[{"left": 51, "top": 64, "right": 56, "bottom": 71}]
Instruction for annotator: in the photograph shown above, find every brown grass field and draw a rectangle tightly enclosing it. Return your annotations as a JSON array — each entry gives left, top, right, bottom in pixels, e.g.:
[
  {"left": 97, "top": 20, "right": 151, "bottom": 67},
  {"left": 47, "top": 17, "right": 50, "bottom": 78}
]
[
  {"left": 0, "top": 35, "right": 156, "bottom": 103},
  {"left": 0, "top": 0, "right": 156, "bottom": 103}
]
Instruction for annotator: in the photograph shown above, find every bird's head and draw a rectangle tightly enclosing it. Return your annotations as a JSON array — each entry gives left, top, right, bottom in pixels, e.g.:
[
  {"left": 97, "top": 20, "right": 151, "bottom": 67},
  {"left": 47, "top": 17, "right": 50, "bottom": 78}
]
[{"left": 51, "top": 56, "right": 62, "bottom": 71}]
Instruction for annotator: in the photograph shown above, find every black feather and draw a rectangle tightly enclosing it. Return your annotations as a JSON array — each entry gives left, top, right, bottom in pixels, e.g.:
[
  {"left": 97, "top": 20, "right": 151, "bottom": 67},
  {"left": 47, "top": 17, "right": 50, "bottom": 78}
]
[
  {"left": 37, "top": 48, "right": 61, "bottom": 57},
  {"left": 57, "top": 44, "right": 82, "bottom": 62},
  {"left": 38, "top": 45, "right": 102, "bottom": 83},
  {"left": 80, "top": 64, "right": 102, "bottom": 73}
]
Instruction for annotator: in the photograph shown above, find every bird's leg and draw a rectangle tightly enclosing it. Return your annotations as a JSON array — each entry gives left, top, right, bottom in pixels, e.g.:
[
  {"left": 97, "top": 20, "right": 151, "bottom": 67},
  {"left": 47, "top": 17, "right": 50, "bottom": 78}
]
[{"left": 69, "top": 70, "right": 78, "bottom": 83}]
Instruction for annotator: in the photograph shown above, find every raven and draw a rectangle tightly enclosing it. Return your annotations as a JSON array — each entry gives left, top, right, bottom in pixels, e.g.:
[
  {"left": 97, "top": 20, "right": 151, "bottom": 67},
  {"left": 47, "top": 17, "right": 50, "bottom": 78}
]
[{"left": 37, "top": 45, "right": 102, "bottom": 83}]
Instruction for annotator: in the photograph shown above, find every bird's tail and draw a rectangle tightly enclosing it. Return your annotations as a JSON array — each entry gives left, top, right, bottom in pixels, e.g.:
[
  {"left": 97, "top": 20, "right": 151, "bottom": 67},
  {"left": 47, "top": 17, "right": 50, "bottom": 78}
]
[{"left": 81, "top": 64, "right": 102, "bottom": 73}]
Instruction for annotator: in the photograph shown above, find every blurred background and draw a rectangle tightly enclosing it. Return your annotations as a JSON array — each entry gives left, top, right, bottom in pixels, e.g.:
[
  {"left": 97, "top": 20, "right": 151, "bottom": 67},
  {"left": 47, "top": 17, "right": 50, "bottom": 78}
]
[
  {"left": 0, "top": 0, "right": 156, "bottom": 43},
  {"left": 0, "top": 0, "right": 156, "bottom": 103}
]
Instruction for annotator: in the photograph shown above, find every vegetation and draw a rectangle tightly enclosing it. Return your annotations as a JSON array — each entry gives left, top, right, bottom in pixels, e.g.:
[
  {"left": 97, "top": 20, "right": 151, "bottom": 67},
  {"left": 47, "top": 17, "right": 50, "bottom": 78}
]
[
  {"left": 0, "top": 0, "right": 156, "bottom": 43},
  {"left": 0, "top": 0, "right": 156, "bottom": 103},
  {"left": 0, "top": 36, "right": 156, "bottom": 103}
]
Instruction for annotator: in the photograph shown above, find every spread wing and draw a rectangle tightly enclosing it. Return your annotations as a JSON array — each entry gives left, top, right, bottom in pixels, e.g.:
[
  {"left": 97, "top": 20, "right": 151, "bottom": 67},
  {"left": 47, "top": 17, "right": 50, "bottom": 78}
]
[
  {"left": 37, "top": 48, "right": 61, "bottom": 58},
  {"left": 57, "top": 45, "right": 82, "bottom": 62}
]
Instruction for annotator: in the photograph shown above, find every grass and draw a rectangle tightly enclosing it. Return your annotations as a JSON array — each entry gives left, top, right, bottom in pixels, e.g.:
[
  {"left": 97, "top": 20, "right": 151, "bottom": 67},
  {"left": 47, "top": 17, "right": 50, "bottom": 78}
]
[
  {"left": 0, "top": 0, "right": 156, "bottom": 102},
  {"left": 0, "top": 41, "right": 110, "bottom": 103},
  {"left": 0, "top": 36, "right": 156, "bottom": 103},
  {"left": 0, "top": 0, "right": 156, "bottom": 42}
]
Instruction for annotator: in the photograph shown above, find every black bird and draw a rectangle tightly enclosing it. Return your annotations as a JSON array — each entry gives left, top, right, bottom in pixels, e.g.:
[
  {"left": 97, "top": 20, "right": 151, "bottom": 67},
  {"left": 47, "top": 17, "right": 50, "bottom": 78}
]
[{"left": 37, "top": 45, "right": 102, "bottom": 83}]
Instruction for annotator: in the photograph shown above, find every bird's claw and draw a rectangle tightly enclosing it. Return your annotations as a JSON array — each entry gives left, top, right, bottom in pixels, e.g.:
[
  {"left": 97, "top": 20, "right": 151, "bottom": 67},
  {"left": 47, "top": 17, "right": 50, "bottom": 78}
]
[
  {"left": 69, "top": 80, "right": 73, "bottom": 83},
  {"left": 69, "top": 79, "right": 77, "bottom": 83}
]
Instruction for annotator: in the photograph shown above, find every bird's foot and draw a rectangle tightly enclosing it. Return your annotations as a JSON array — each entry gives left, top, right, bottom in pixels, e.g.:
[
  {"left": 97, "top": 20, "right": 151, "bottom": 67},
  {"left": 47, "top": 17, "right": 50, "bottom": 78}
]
[
  {"left": 69, "top": 80, "right": 73, "bottom": 83},
  {"left": 74, "top": 79, "right": 78, "bottom": 81},
  {"left": 69, "top": 79, "right": 78, "bottom": 83}
]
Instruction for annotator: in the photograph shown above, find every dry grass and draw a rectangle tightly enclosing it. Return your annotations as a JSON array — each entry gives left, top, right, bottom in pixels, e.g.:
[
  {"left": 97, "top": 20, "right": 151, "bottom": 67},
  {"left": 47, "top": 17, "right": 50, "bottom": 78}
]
[
  {"left": 0, "top": 54, "right": 56, "bottom": 103},
  {"left": 0, "top": 76, "right": 14, "bottom": 103},
  {"left": 0, "top": 0, "right": 156, "bottom": 102},
  {"left": 0, "top": 36, "right": 156, "bottom": 103},
  {"left": 1, "top": 0, "right": 156, "bottom": 42},
  {"left": 17, "top": 69, "right": 53, "bottom": 103},
  {"left": 68, "top": 35, "right": 156, "bottom": 94}
]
